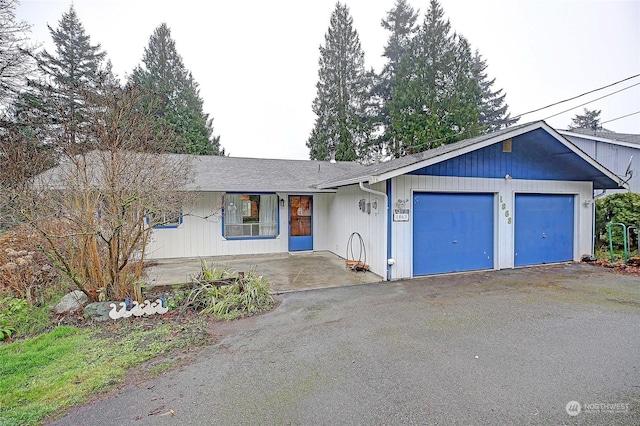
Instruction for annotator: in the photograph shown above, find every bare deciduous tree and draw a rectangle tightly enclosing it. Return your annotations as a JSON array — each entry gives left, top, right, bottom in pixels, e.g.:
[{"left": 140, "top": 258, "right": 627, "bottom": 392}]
[{"left": 16, "top": 84, "right": 194, "bottom": 301}]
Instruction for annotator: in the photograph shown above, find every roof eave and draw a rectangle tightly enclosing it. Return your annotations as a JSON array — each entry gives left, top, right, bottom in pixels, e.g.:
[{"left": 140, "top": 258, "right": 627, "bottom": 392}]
[{"left": 558, "top": 130, "right": 640, "bottom": 149}]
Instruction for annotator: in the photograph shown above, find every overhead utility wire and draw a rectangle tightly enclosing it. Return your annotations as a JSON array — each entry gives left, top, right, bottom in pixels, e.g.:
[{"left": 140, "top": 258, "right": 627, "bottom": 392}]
[
  {"left": 542, "top": 82, "right": 640, "bottom": 120},
  {"left": 398, "top": 75, "right": 640, "bottom": 151},
  {"left": 512, "top": 73, "right": 640, "bottom": 120},
  {"left": 601, "top": 110, "right": 640, "bottom": 125}
]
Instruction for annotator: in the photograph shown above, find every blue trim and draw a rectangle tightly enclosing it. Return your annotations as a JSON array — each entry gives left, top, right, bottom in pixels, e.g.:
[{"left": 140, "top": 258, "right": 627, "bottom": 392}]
[
  {"left": 386, "top": 179, "right": 392, "bottom": 281},
  {"left": 224, "top": 236, "right": 277, "bottom": 241},
  {"left": 222, "top": 192, "right": 279, "bottom": 240}
]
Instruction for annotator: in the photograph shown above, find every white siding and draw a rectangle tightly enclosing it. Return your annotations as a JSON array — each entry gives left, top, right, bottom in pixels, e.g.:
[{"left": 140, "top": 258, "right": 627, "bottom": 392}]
[
  {"left": 389, "top": 175, "right": 593, "bottom": 280},
  {"left": 147, "top": 192, "right": 332, "bottom": 259},
  {"left": 315, "top": 183, "right": 388, "bottom": 279},
  {"left": 565, "top": 135, "right": 639, "bottom": 192}
]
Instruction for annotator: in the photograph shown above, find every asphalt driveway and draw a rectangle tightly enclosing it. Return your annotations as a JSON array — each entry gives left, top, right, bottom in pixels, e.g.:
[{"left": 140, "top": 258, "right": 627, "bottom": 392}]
[{"left": 51, "top": 264, "right": 640, "bottom": 425}]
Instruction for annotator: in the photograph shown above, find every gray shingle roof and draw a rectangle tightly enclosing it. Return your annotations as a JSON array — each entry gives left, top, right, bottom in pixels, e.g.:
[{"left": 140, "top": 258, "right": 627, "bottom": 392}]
[
  {"left": 561, "top": 128, "right": 640, "bottom": 145},
  {"left": 186, "top": 155, "right": 366, "bottom": 192}
]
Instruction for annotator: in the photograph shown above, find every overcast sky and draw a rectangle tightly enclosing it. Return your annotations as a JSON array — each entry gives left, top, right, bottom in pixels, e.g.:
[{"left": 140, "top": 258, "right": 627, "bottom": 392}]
[{"left": 16, "top": 0, "right": 640, "bottom": 159}]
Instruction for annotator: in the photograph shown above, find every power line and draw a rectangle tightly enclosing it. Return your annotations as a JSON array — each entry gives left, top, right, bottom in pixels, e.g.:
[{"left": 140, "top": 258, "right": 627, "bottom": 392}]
[
  {"left": 512, "top": 73, "right": 640, "bottom": 120},
  {"left": 542, "top": 82, "right": 640, "bottom": 120},
  {"left": 601, "top": 110, "right": 640, "bottom": 125},
  {"left": 391, "top": 75, "right": 640, "bottom": 153}
]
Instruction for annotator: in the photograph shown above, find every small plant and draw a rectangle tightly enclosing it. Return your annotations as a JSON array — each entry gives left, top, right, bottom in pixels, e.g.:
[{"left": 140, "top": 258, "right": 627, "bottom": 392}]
[
  {"left": 183, "top": 262, "right": 274, "bottom": 320},
  {"left": 0, "top": 314, "right": 15, "bottom": 340},
  {"left": 0, "top": 295, "right": 54, "bottom": 340}
]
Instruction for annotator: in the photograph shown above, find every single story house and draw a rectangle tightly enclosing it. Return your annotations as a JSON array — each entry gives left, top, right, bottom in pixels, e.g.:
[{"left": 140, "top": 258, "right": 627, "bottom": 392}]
[
  {"left": 148, "top": 120, "right": 627, "bottom": 280},
  {"left": 558, "top": 128, "right": 640, "bottom": 193}
]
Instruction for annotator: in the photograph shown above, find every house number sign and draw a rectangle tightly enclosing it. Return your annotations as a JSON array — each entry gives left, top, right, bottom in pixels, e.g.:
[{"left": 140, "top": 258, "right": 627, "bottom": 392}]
[{"left": 393, "top": 209, "right": 410, "bottom": 222}]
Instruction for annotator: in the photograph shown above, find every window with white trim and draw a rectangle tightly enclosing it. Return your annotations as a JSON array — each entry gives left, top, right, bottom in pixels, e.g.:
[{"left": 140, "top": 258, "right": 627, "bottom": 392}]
[{"left": 224, "top": 194, "right": 278, "bottom": 238}]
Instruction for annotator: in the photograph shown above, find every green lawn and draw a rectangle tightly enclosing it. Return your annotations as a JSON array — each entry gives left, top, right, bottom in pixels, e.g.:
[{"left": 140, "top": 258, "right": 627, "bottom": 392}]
[{"left": 0, "top": 320, "right": 209, "bottom": 426}]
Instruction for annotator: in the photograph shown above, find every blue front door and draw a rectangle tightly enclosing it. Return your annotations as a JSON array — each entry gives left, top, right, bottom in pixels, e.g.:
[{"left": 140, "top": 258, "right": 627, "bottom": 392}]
[
  {"left": 413, "top": 193, "right": 494, "bottom": 275},
  {"left": 288, "top": 196, "right": 313, "bottom": 251},
  {"left": 514, "top": 194, "right": 574, "bottom": 266}
]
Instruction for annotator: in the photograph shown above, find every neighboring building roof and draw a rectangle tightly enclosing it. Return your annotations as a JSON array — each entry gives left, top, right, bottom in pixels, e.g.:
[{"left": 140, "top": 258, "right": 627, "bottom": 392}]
[
  {"left": 186, "top": 156, "right": 366, "bottom": 192},
  {"left": 558, "top": 128, "right": 640, "bottom": 147},
  {"left": 318, "top": 121, "right": 627, "bottom": 190}
]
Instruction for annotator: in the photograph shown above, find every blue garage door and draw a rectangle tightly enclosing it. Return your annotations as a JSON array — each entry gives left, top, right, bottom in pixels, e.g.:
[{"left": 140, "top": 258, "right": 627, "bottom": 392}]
[
  {"left": 413, "top": 193, "right": 494, "bottom": 276},
  {"left": 514, "top": 194, "right": 574, "bottom": 266}
]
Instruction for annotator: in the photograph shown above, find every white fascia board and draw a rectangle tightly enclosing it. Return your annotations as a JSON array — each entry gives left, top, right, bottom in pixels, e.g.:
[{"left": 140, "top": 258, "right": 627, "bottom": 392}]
[
  {"left": 188, "top": 187, "right": 338, "bottom": 193},
  {"left": 558, "top": 130, "right": 640, "bottom": 149}
]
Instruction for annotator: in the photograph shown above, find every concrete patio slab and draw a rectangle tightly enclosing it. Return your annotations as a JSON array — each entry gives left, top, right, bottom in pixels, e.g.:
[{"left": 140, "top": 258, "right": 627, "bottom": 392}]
[{"left": 144, "top": 251, "right": 382, "bottom": 293}]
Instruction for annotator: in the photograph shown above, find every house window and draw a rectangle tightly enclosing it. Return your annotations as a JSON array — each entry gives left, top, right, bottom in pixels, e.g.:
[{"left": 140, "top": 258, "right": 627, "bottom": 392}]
[
  {"left": 224, "top": 194, "right": 278, "bottom": 238},
  {"left": 147, "top": 210, "right": 183, "bottom": 229}
]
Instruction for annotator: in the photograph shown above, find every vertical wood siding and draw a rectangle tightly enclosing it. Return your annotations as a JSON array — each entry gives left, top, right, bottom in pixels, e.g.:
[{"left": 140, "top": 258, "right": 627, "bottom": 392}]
[
  {"left": 147, "top": 192, "right": 331, "bottom": 259},
  {"left": 316, "top": 183, "right": 388, "bottom": 278},
  {"left": 565, "top": 135, "right": 639, "bottom": 192}
]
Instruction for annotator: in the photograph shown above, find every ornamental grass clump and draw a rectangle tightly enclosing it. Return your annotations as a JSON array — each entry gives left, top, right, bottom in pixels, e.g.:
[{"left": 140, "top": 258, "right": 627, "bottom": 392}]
[{"left": 183, "top": 261, "right": 274, "bottom": 320}]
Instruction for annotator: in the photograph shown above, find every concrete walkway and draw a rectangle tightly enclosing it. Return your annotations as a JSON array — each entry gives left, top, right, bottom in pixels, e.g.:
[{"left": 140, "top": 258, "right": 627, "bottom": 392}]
[{"left": 144, "top": 251, "right": 381, "bottom": 293}]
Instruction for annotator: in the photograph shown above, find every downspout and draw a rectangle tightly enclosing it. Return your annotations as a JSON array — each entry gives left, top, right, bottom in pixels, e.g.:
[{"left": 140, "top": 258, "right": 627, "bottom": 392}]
[{"left": 359, "top": 181, "right": 389, "bottom": 281}]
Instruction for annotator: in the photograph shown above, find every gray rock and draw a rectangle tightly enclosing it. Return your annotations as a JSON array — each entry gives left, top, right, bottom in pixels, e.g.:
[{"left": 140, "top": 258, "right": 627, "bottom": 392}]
[
  {"left": 84, "top": 301, "right": 114, "bottom": 322},
  {"left": 54, "top": 290, "right": 88, "bottom": 314}
]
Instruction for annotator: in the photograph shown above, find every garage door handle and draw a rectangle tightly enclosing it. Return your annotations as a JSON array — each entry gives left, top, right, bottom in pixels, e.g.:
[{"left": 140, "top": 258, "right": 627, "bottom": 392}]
[
  {"left": 453, "top": 240, "right": 458, "bottom": 244},
  {"left": 542, "top": 233, "right": 547, "bottom": 238}
]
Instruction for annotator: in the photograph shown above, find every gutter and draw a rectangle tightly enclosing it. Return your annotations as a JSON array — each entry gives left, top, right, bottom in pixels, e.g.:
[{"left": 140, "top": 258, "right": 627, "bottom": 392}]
[{"left": 359, "top": 181, "right": 389, "bottom": 281}]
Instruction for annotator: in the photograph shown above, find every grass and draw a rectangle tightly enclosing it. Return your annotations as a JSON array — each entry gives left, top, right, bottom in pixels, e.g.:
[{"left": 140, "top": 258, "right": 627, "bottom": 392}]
[{"left": 0, "top": 318, "right": 210, "bottom": 426}]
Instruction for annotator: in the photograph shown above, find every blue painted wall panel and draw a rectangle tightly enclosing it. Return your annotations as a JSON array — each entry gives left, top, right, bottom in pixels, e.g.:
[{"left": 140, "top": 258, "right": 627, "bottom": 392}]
[
  {"left": 409, "top": 129, "right": 605, "bottom": 182},
  {"left": 514, "top": 194, "right": 574, "bottom": 266},
  {"left": 413, "top": 193, "right": 494, "bottom": 275}
]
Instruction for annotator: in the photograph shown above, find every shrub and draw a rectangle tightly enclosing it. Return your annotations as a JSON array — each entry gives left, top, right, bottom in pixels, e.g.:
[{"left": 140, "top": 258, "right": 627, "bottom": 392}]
[
  {"left": 0, "top": 295, "right": 54, "bottom": 340},
  {"left": 595, "top": 193, "right": 640, "bottom": 249},
  {"left": 0, "top": 225, "right": 60, "bottom": 303},
  {"left": 182, "top": 261, "right": 274, "bottom": 320}
]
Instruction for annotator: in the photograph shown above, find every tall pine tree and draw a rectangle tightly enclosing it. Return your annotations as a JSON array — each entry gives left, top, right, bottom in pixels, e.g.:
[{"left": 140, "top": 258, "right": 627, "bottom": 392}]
[
  {"left": 0, "top": 0, "right": 37, "bottom": 106},
  {"left": 306, "top": 3, "right": 372, "bottom": 162},
  {"left": 374, "top": 0, "right": 419, "bottom": 156},
  {"left": 128, "top": 23, "right": 223, "bottom": 155},
  {"left": 36, "top": 4, "right": 107, "bottom": 150},
  {"left": 388, "top": 0, "right": 484, "bottom": 156},
  {"left": 471, "top": 50, "right": 518, "bottom": 132}
]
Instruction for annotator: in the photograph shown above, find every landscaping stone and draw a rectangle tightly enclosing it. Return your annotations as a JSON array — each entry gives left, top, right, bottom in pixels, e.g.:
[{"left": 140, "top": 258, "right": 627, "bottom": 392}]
[
  {"left": 84, "top": 302, "right": 113, "bottom": 322},
  {"left": 54, "top": 290, "right": 88, "bottom": 314}
]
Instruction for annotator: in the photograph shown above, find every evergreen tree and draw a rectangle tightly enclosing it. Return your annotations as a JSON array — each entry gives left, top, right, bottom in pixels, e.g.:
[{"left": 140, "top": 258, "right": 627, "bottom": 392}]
[
  {"left": 471, "top": 50, "right": 518, "bottom": 132},
  {"left": 569, "top": 108, "right": 602, "bottom": 131},
  {"left": 36, "top": 4, "right": 107, "bottom": 149},
  {"left": 128, "top": 23, "right": 223, "bottom": 155},
  {"left": 0, "top": 0, "right": 37, "bottom": 107},
  {"left": 374, "top": 0, "right": 419, "bottom": 155},
  {"left": 389, "top": 0, "right": 481, "bottom": 156},
  {"left": 306, "top": 3, "right": 372, "bottom": 161}
]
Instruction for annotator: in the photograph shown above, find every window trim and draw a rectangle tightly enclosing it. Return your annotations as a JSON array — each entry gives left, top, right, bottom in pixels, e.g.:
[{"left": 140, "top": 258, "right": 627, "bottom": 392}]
[
  {"left": 146, "top": 211, "right": 183, "bottom": 229},
  {"left": 222, "top": 192, "right": 279, "bottom": 240}
]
